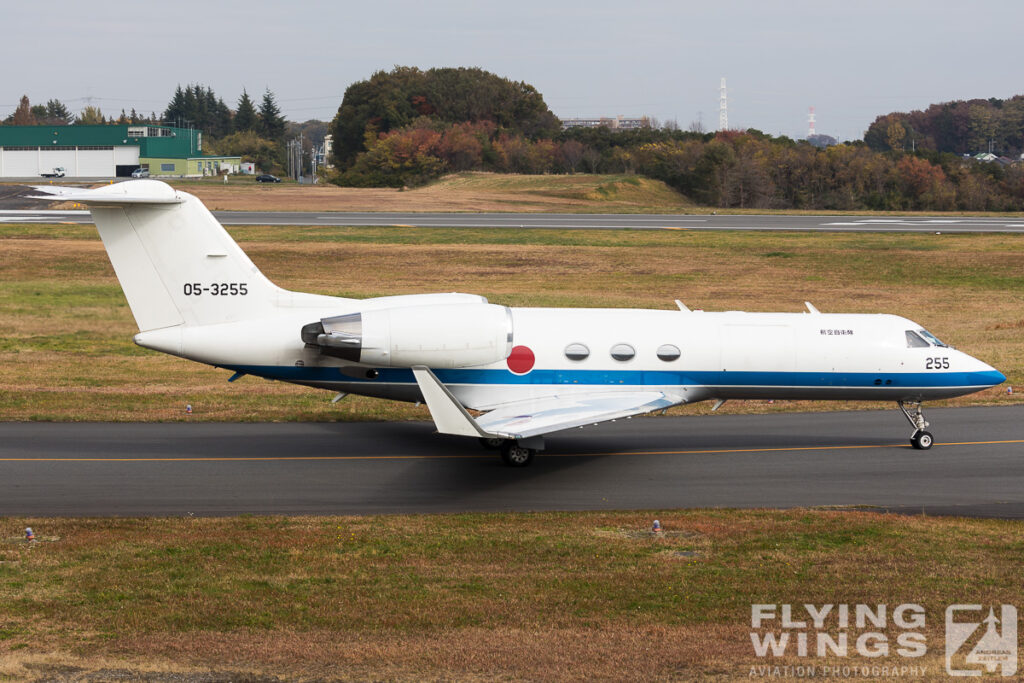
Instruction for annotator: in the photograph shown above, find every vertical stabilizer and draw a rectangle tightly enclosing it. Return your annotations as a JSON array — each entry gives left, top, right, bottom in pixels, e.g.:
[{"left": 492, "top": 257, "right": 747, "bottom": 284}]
[{"left": 34, "top": 180, "right": 283, "bottom": 331}]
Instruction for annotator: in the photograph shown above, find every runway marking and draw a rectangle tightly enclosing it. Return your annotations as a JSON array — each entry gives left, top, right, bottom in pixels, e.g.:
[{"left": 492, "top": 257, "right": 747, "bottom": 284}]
[
  {"left": 1, "top": 439, "right": 1021, "bottom": 462},
  {"left": 0, "top": 454, "right": 491, "bottom": 462},
  {"left": 560, "top": 439, "right": 1024, "bottom": 458}
]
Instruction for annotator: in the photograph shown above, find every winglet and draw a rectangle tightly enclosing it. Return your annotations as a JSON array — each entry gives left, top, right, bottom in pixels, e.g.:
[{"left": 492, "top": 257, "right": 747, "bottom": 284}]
[
  {"left": 411, "top": 366, "right": 494, "bottom": 438},
  {"left": 674, "top": 299, "right": 691, "bottom": 312}
]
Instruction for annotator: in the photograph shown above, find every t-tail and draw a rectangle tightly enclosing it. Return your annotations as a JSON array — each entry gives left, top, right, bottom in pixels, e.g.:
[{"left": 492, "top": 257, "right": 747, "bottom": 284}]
[{"left": 33, "top": 179, "right": 303, "bottom": 331}]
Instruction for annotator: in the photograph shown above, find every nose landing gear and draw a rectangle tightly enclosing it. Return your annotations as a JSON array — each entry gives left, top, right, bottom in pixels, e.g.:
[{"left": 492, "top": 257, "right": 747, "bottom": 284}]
[{"left": 897, "top": 401, "right": 933, "bottom": 450}]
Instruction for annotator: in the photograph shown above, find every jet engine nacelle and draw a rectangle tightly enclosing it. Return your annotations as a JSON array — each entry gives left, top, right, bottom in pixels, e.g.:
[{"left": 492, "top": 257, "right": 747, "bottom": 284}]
[{"left": 302, "top": 303, "right": 513, "bottom": 368}]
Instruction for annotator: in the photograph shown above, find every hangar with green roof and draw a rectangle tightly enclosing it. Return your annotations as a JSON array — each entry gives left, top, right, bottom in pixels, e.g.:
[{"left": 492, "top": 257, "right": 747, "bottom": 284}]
[{"left": 0, "top": 124, "right": 241, "bottom": 178}]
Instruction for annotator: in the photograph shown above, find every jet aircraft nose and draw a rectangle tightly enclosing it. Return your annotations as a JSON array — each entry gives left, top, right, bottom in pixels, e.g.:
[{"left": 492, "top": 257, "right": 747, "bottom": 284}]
[{"left": 973, "top": 359, "right": 1005, "bottom": 387}]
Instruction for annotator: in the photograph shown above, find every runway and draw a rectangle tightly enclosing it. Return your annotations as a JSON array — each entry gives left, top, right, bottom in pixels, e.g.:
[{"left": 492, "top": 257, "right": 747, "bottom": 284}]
[
  {"left": 3, "top": 208, "right": 1024, "bottom": 233},
  {"left": 1, "top": 406, "right": 1022, "bottom": 517}
]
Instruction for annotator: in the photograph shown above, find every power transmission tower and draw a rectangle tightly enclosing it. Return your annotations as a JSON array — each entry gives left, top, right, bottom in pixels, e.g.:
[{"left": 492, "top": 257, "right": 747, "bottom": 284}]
[{"left": 719, "top": 78, "right": 728, "bottom": 131}]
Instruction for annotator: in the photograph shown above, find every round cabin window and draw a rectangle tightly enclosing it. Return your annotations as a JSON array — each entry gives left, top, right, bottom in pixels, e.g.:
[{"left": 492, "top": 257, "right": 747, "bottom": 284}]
[
  {"left": 610, "top": 343, "right": 635, "bottom": 361},
  {"left": 564, "top": 343, "right": 590, "bottom": 361},
  {"left": 656, "top": 344, "right": 681, "bottom": 361}
]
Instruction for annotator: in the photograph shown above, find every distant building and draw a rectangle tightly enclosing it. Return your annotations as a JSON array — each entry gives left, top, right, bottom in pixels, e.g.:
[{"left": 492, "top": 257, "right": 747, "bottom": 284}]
[
  {"left": 560, "top": 115, "right": 651, "bottom": 131},
  {"left": 323, "top": 134, "right": 334, "bottom": 168},
  {"left": 0, "top": 124, "right": 241, "bottom": 178}
]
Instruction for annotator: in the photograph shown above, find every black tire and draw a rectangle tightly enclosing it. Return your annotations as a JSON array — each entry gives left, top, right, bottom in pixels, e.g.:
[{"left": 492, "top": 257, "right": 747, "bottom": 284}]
[
  {"left": 500, "top": 442, "right": 535, "bottom": 467},
  {"left": 478, "top": 437, "right": 504, "bottom": 450},
  {"left": 911, "top": 430, "right": 934, "bottom": 450}
]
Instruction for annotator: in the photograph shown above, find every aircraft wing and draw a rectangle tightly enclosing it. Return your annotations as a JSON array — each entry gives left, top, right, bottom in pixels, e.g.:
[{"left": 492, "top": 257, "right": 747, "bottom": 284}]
[
  {"left": 476, "top": 391, "right": 681, "bottom": 439},
  {"left": 411, "top": 366, "right": 681, "bottom": 440}
]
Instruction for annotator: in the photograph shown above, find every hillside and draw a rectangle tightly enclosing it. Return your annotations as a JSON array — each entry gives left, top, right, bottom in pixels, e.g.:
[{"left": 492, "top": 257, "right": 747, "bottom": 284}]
[{"left": 178, "top": 172, "right": 696, "bottom": 213}]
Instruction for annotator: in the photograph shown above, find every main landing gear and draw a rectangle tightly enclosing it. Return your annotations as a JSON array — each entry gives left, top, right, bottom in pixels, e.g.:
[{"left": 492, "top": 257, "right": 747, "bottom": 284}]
[
  {"left": 479, "top": 437, "right": 536, "bottom": 467},
  {"left": 897, "top": 401, "right": 933, "bottom": 450}
]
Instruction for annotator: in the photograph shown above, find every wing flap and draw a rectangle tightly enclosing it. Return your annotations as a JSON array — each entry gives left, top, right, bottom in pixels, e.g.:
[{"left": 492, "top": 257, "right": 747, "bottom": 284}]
[{"left": 476, "top": 391, "right": 681, "bottom": 439}]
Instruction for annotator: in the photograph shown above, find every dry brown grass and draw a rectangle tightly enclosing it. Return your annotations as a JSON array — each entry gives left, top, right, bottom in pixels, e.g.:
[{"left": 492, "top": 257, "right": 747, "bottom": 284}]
[
  {"left": 1, "top": 226, "right": 1021, "bottom": 421},
  {"left": 0, "top": 510, "right": 1018, "bottom": 681},
  {"left": 174, "top": 172, "right": 695, "bottom": 213}
]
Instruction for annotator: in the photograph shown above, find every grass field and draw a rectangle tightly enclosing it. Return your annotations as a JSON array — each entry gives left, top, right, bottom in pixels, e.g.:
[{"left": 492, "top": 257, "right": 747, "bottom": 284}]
[
  {"left": 2, "top": 214, "right": 1023, "bottom": 680},
  {"left": 159, "top": 171, "right": 1024, "bottom": 216},
  {"left": 165, "top": 172, "right": 699, "bottom": 214},
  {"left": 0, "top": 223, "right": 1019, "bottom": 422},
  {"left": 0, "top": 510, "right": 1020, "bottom": 680}
]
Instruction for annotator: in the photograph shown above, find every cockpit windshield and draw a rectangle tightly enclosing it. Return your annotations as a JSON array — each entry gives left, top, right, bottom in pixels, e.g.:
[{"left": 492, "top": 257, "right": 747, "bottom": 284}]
[
  {"left": 918, "top": 329, "right": 948, "bottom": 348},
  {"left": 905, "top": 330, "right": 929, "bottom": 348}
]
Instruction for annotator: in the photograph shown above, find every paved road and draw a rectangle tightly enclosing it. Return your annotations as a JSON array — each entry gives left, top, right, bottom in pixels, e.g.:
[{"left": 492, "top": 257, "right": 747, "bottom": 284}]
[
  {"left": 1, "top": 406, "right": 1022, "bottom": 517},
  {"left": 4, "top": 206, "right": 1024, "bottom": 233}
]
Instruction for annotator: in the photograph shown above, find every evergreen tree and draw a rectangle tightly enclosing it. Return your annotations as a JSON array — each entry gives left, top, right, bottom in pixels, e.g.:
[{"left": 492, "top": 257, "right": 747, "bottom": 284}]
[
  {"left": 163, "top": 85, "right": 188, "bottom": 127},
  {"left": 234, "top": 89, "right": 258, "bottom": 132},
  {"left": 162, "top": 83, "right": 235, "bottom": 137},
  {"left": 258, "top": 88, "right": 286, "bottom": 141},
  {"left": 45, "top": 99, "right": 72, "bottom": 124}
]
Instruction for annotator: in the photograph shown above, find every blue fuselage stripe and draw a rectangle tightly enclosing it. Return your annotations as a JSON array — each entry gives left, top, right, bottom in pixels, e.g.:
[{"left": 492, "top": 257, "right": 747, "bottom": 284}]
[{"left": 224, "top": 365, "right": 1005, "bottom": 389}]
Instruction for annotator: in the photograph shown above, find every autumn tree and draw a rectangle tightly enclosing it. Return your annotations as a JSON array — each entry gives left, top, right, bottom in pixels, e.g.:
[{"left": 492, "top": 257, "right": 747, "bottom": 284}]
[
  {"left": 8, "top": 95, "right": 36, "bottom": 125},
  {"left": 329, "top": 66, "right": 559, "bottom": 170},
  {"left": 216, "top": 130, "right": 283, "bottom": 173},
  {"left": 559, "top": 139, "right": 585, "bottom": 173},
  {"left": 337, "top": 121, "right": 445, "bottom": 187},
  {"left": 76, "top": 106, "right": 106, "bottom": 125}
]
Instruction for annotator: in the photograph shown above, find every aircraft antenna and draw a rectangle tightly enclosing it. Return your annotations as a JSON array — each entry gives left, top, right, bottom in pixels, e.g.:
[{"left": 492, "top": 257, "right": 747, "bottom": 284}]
[{"left": 719, "top": 78, "right": 728, "bottom": 131}]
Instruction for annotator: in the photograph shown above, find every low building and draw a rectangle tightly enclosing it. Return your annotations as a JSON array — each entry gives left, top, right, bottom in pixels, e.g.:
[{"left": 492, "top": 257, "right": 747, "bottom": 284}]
[
  {"left": 0, "top": 124, "right": 241, "bottom": 178},
  {"left": 560, "top": 115, "right": 651, "bottom": 131}
]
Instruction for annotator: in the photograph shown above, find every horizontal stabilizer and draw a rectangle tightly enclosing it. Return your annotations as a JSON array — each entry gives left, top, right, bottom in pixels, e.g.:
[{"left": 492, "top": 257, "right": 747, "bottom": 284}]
[{"left": 28, "top": 180, "right": 184, "bottom": 205}]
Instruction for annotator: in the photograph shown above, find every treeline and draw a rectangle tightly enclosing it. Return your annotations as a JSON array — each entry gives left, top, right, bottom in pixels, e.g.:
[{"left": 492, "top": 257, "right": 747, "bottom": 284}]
[
  {"left": 2, "top": 87, "right": 294, "bottom": 173},
  {"left": 1, "top": 95, "right": 154, "bottom": 127},
  {"left": 329, "top": 68, "right": 1024, "bottom": 210},
  {"left": 865, "top": 96, "right": 1024, "bottom": 156},
  {"left": 162, "top": 85, "right": 289, "bottom": 172},
  {"left": 623, "top": 131, "right": 1024, "bottom": 211},
  {"left": 335, "top": 116, "right": 1024, "bottom": 210}
]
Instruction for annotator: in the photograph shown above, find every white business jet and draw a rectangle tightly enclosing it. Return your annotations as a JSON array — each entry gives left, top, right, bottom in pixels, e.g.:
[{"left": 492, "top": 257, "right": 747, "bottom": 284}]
[{"left": 33, "top": 180, "right": 1005, "bottom": 466}]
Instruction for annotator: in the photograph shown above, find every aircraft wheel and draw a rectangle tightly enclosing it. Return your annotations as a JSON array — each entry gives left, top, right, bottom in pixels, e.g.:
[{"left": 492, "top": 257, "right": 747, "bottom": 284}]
[
  {"left": 478, "top": 437, "right": 504, "bottom": 450},
  {"left": 500, "top": 442, "right": 535, "bottom": 467},
  {"left": 910, "top": 430, "right": 933, "bottom": 450}
]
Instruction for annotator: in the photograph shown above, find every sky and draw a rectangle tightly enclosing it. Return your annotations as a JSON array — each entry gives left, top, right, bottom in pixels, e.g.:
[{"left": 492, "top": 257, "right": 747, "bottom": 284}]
[{"left": 3, "top": 0, "right": 1022, "bottom": 141}]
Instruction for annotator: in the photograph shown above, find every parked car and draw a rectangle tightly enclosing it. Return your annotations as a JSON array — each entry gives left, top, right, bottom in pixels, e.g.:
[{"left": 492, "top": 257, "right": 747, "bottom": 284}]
[
  {"left": 40, "top": 167, "right": 66, "bottom": 178},
  {"left": 131, "top": 167, "right": 150, "bottom": 178},
  {"left": 255, "top": 174, "right": 281, "bottom": 183}
]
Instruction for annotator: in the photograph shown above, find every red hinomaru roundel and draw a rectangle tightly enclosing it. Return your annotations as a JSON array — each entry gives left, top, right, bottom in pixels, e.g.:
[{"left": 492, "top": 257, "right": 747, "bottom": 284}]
[{"left": 506, "top": 345, "right": 535, "bottom": 374}]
